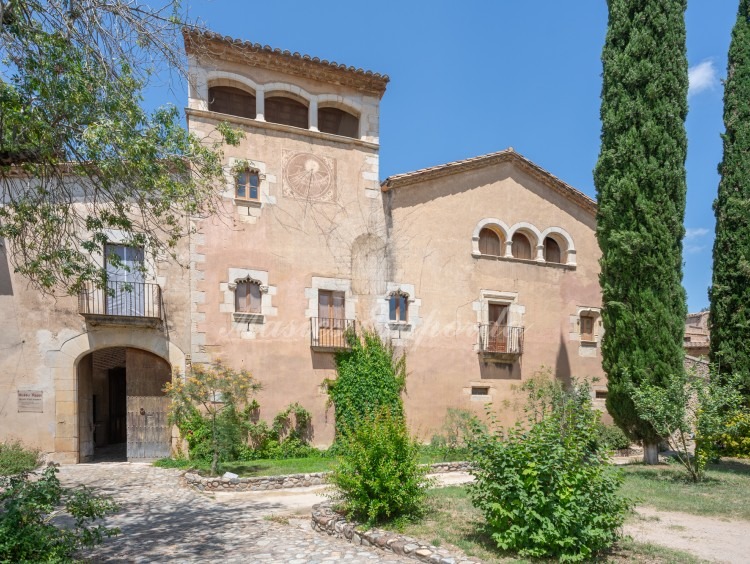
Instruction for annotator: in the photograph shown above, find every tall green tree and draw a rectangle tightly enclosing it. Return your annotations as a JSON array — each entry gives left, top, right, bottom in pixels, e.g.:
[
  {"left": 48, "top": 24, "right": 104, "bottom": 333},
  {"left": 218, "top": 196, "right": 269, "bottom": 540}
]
[
  {"left": 0, "top": 1, "right": 240, "bottom": 294},
  {"left": 594, "top": 0, "right": 689, "bottom": 463},
  {"left": 710, "top": 0, "right": 750, "bottom": 392}
]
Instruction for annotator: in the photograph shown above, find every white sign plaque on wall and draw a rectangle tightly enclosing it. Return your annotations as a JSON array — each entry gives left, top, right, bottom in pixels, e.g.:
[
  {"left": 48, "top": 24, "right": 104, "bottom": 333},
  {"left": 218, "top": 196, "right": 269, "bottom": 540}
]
[{"left": 18, "top": 390, "right": 43, "bottom": 413}]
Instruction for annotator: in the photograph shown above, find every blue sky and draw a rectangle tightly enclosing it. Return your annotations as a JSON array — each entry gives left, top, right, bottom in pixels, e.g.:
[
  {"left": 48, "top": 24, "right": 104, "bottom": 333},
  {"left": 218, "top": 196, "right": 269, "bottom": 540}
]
[{"left": 172, "top": 1, "right": 737, "bottom": 312}]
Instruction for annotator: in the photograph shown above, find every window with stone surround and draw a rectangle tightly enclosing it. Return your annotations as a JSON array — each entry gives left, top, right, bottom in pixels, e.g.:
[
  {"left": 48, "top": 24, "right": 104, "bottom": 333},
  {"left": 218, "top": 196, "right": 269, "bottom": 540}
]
[
  {"left": 580, "top": 312, "right": 596, "bottom": 343},
  {"left": 511, "top": 232, "right": 533, "bottom": 260},
  {"left": 235, "top": 168, "right": 260, "bottom": 202},
  {"left": 235, "top": 278, "right": 262, "bottom": 314},
  {"left": 544, "top": 236, "right": 562, "bottom": 263},
  {"left": 388, "top": 291, "right": 409, "bottom": 322},
  {"left": 478, "top": 227, "right": 502, "bottom": 256}
]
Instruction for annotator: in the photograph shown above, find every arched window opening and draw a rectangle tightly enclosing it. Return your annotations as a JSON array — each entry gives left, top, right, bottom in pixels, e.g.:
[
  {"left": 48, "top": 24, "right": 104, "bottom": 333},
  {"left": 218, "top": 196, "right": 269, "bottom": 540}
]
[
  {"left": 544, "top": 237, "right": 562, "bottom": 264},
  {"left": 511, "top": 233, "right": 532, "bottom": 260},
  {"left": 318, "top": 107, "right": 359, "bottom": 138},
  {"left": 265, "top": 95, "right": 308, "bottom": 129},
  {"left": 235, "top": 279, "right": 262, "bottom": 313},
  {"left": 388, "top": 291, "right": 409, "bottom": 322},
  {"left": 478, "top": 228, "right": 502, "bottom": 256},
  {"left": 208, "top": 86, "right": 256, "bottom": 119}
]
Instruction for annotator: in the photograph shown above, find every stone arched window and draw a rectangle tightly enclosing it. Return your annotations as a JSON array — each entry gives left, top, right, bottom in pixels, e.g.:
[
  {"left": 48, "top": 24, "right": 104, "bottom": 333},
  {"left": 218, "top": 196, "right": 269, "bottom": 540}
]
[
  {"left": 511, "top": 232, "right": 532, "bottom": 260},
  {"left": 478, "top": 228, "right": 502, "bottom": 256},
  {"left": 265, "top": 95, "right": 308, "bottom": 129},
  {"left": 544, "top": 236, "right": 562, "bottom": 263},
  {"left": 318, "top": 106, "right": 359, "bottom": 138},
  {"left": 234, "top": 277, "right": 263, "bottom": 313},
  {"left": 388, "top": 290, "right": 409, "bottom": 322},
  {"left": 208, "top": 86, "right": 256, "bottom": 119}
]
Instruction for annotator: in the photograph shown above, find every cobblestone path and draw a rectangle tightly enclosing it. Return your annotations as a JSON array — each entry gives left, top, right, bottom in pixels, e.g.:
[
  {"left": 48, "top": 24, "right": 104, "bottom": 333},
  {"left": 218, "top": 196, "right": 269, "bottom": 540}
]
[{"left": 59, "top": 462, "right": 410, "bottom": 563}]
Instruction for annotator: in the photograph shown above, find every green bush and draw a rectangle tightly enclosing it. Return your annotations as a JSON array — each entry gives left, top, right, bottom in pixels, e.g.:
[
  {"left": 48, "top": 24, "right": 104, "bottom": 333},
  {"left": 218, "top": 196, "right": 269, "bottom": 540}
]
[
  {"left": 328, "top": 407, "right": 432, "bottom": 526},
  {"left": 429, "top": 408, "right": 483, "bottom": 461},
  {"left": 718, "top": 411, "right": 750, "bottom": 458},
  {"left": 0, "top": 465, "right": 118, "bottom": 562},
  {"left": 468, "top": 380, "right": 631, "bottom": 562},
  {"left": 0, "top": 441, "right": 41, "bottom": 476},
  {"left": 328, "top": 329, "right": 406, "bottom": 443},
  {"left": 594, "top": 423, "right": 631, "bottom": 452}
]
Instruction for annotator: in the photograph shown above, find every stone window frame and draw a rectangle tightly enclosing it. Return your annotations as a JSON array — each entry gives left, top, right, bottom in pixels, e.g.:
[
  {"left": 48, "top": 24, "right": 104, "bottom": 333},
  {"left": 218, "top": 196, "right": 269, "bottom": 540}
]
[
  {"left": 233, "top": 165, "right": 261, "bottom": 203},
  {"left": 472, "top": 290, "right": 525, "bottom": 355},
  {"left": 375, "top": 283, "right": 422, "bottom": 342},
  {"left": 304, "top": 277, "right": 357, "bottom": 322},
  {"left": 471, "top": 218, "right": 577, "bottom": 268},
  {"left": 219, "top": 269, "right": 278, "bottom": 338},
  {"left": 569, "top": 306, "right": 603, "bottom": 357}
]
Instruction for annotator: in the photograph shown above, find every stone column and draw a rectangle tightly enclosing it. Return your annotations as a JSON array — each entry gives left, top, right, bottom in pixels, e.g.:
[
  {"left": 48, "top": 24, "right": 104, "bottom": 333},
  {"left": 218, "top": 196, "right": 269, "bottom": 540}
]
[
  {"left": 535, "top": 244, "right": 545, "bottom": 262},
  {"left": 309, "top": 98, "right": 319, "bottom": 131},
  {"left": 256, "top": 89, "right": 265, "bottom": 122},
  {"left": 504, "top": 240, "right": 514, "bottom": 258}
]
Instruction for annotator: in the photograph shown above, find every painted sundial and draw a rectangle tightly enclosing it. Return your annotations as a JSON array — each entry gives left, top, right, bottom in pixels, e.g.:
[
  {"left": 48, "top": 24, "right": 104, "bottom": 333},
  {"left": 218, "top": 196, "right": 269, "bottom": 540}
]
[{"left": 283, "top": 151, "right": 336, "bottom": 201}]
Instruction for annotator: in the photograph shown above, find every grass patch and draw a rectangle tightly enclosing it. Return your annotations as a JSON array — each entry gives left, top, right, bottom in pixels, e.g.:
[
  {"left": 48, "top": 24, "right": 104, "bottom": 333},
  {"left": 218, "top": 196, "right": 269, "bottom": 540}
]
[
  {"left": 0, "top": 441, "right": 41, "bottom": 476},
  {"left": 620, "top": 458, "right": 750, "bottom": 520},
  {"left": 394, "top": 486, "right": 703, "bottom": 563},
  {"left": 153, "top": 448, "right": 468, "bottom": 477}
]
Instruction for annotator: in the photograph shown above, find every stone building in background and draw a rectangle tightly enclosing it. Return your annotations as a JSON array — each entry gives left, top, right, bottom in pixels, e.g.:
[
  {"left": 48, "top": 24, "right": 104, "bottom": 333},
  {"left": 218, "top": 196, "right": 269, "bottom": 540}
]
[{"left": 0, "top": 29, "right": 607, "bottom": 462}]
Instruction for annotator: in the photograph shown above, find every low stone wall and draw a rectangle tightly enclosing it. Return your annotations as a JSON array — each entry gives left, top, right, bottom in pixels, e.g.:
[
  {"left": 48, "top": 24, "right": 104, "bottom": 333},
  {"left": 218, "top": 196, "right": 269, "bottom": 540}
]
[
  {"left": 184, "top": 460, "right": 471, "bottom": 493},
  {"left": 311, "top": 503, "right": 478, "bottom": 564},
  {"left": 185, "top": 471, "right": 329, "bottom": 492}
]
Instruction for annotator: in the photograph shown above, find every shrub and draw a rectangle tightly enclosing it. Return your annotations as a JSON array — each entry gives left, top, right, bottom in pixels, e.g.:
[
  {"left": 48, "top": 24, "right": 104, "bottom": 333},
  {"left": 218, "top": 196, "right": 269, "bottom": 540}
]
[
  {"left": 468, "top": 380, "right": 630, "bottom": 562},
  {"left": 429, "top": 408, "right": 483, "bottom": 461},
  {"left": 718, "top": 411, "right": 750, "bottom": 458},
  {"left": 165, "top": 362, "right": 260, "bottom": 475},
  {"left": 328, "top": 329, "right": 406, "bottom": 443},
  {"left": 0, "top": 465, "right": 118, "bottom": 562},
  {"left": 328, "top": 407, "right": 431, "bottom": 526},
  {"left": 630, "top": 372, "right": 749, "bottom": 481},
  {"left": 0, "top": 441, "right": 41, "bottom": 476},
  {"left": 594, "top": 423, "right": 631, "bottom": 452}
]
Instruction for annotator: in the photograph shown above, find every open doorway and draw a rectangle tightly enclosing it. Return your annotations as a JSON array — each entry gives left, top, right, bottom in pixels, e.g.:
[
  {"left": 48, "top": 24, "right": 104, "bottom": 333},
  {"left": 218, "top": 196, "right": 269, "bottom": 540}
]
[{"left": 77, "top": 347, "right": 172, "bottom": 462}]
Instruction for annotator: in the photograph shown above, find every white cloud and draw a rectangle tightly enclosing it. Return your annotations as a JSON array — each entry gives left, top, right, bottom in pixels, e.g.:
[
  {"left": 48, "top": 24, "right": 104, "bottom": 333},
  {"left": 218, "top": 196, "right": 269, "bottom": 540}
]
[
  {"left": 688, "top": 60, "right": 718, "bottom": 97},
  {"left": 685, "top": 244, "right": 708, "bottom": 255},
  {"left": 685, "top": 227, "right": 710, "bottom": 240}
]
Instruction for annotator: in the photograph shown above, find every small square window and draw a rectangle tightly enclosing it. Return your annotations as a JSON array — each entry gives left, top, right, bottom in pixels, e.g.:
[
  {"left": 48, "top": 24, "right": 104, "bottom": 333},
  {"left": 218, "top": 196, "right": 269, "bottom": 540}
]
[
  {"left": 595, "top": 390, "right": 608, "bottom": 400},
  {"left": 236, "top": 169, "right": 260, "bottom": 201},
  {"left": 389, "top": 293, "right": 408, "bottom": 322},
  {"left": 580, "top": 314, "right": 596, "bottom": 342}
]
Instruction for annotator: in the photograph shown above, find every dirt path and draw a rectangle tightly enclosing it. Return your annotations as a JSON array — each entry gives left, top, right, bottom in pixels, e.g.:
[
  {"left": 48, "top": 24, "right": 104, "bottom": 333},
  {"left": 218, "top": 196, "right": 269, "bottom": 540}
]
[{"left": 625, "top": 506, "right": 750, "bottom": 563}]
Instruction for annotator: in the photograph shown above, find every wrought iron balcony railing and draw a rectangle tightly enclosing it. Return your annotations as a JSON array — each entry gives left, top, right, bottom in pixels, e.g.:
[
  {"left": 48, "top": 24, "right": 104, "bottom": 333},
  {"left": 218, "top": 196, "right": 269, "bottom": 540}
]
[
  {"left": 78, "top": 281, "right": 163, "bottom": 324},
  {"left": 310, "top": 317, "right": 356, "bottom": 350},
  {"left": 478, "top": 324, "right": 524, "bottom": 355}
]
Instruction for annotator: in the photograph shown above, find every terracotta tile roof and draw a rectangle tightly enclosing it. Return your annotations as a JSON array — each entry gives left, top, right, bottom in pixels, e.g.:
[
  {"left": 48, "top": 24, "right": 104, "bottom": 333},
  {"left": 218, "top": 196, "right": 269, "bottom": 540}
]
[
  {"left": 381, "top": 148, "right": 597, "bottom": 216},
  {"left": 183, "top": 28, "right": 389, "bottom": 97}
]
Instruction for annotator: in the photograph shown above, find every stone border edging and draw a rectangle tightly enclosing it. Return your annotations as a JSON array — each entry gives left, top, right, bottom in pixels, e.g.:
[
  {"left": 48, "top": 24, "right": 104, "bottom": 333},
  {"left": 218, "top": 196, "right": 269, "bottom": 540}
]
[
  {"left": 311, "top": 502, "right": 479, "bottom": 564},
  {"left": 184, "top": 460, "right": 471, "bottom": 492}
]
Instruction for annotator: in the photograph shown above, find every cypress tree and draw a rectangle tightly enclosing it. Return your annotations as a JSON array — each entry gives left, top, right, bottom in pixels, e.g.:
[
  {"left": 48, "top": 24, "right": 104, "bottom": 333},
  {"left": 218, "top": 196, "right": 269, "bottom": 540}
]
[
  {"left": 594, "top": 0, "right": 689, "bottom": 463},
  {"left": 710, "top": 1, "right": 750, "bottom": 392}
]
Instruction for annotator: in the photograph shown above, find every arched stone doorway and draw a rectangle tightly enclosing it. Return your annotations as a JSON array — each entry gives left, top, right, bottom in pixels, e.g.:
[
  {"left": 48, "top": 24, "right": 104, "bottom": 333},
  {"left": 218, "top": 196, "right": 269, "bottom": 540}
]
[{"left": 78, "top": 347, "right": 172, "bottom": 462}]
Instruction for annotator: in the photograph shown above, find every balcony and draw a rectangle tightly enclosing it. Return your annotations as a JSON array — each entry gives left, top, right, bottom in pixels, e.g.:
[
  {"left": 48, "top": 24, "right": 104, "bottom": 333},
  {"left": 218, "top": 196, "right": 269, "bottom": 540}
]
[
  {"left": 310, "top": 317, "right": 356, "bottom": 351},
  {"left": 478, "top": 324, "right": 524, "bottom": 360},
  {"left": 78, "top": 281, "right": 163, "bottom": 328}
]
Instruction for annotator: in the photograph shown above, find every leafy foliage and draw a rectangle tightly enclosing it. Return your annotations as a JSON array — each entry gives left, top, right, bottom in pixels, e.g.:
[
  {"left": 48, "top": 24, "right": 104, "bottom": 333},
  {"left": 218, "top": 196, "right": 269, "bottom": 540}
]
[
  {"left": 165, "top": 362, "right": 260, "bottom": 475},
  {"left": 0, "top": 441, "right": 40, "bottom": 476},
  {"left": 594, "top": 422, "right": 631, "bottom": 452},
  {"left": 468, "top": 379, "right": 631, "bottom": 562},
  {"left": 328, "top": 329, "right": 406, "bottom": 443},
  {"left": 0, "top": 1, "right": 241, "bottom": 293},
  {"left": 0, "top": 464, "right": 118, "bottom": 562},
  {"left": 710, "top": 1, "right": 750, "bottom": 392},
  {"left": 239, "top": 401, "right": 316, "bottom": 460},
  {"left": 594, "top": 0, "right": 689, "bottom": 451},
  {"left": 429, "top": 408, "right": 482, "bottom": 461},
  {"left": 631, "top": 372, "right": 750, "bottom": 481},
  {"left": 717, "top": 411, "right": 750, "bottom": 458},
  {"left": 328, "top": 407, "right": 432, "bottom": 527}
]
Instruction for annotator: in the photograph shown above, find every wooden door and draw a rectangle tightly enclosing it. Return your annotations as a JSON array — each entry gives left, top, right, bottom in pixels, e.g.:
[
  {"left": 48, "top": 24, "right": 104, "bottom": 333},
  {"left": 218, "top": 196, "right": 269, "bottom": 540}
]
[
  {"left": 126, "top": 396, "right": 171, "bottom": 460},
  {"left": 318, "top": 290, "right": 345, "bottom": 347},
  {"left": 488, "top": 304, "right": 509, "bottom": 353},
  {"left": 108, "top": 368, "right": 127, "bottom": 444}
]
